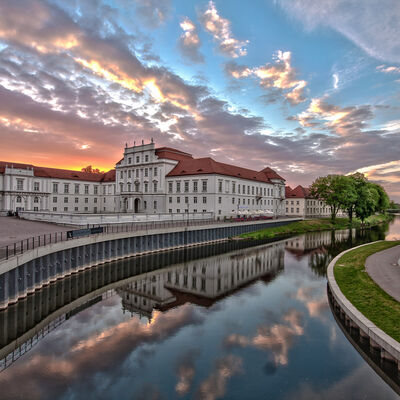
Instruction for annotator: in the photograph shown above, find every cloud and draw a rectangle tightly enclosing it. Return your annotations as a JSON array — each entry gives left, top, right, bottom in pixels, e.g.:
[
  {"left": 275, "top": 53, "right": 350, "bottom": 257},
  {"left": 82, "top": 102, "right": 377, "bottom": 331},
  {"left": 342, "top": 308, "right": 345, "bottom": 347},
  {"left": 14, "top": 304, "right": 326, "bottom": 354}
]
[
  {"left": 376, "top": 65, "right": 400, "bottom": 74},
  {"left": 294, "top": 97, "right": 373, "bottom": 135},
  {"left": 0, "top": 305, "right": 204, "bottom": 400},
  {"left": 196, "top": 355, "right": 243, "bottom": 400},
  {"left": 225, "top": 51, "right": 308, "bottom": 105},
  {"left": 225, "top": 310, "right": 304, "bottom": 366},
  {"left": 276, "top": 0, "right": 400, "bottom": 64},
  {"left": 199, "top": 1, "right": 248, "bottom": 58},
  {"left": 175, "top": 349, "right": 199, "bottom": 396},
  {"left": 178, "top": 17, "right": 204, "bottom": 63},
  {"left": 132, "top": 0, "right": 171, "bottom": 28}
]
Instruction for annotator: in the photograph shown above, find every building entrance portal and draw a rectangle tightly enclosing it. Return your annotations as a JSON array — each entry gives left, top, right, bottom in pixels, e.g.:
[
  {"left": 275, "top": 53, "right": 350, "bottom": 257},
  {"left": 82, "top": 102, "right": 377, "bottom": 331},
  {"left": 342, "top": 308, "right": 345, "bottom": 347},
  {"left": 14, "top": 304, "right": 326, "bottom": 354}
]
[{"left": 134, "top": 198, "right": 140, "bottom": 213}]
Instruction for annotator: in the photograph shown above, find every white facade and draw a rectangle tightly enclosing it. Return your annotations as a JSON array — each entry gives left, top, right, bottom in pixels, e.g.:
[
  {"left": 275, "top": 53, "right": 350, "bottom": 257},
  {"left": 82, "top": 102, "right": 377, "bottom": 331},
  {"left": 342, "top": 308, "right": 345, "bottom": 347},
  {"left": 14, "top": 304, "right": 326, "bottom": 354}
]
[{"left": 0, "top": 140, "right": 286, "bottom": 218}]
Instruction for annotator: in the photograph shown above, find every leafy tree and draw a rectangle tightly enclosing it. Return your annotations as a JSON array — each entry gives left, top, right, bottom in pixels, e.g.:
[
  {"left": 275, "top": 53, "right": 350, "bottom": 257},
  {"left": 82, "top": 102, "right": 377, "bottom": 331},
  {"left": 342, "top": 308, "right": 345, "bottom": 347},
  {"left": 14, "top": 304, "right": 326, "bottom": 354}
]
[
  {"left": 338, "top": 175, "right": 358, "bottom": 223},
  {"left": 372, "top": 183, "right": 390, "bottom": 213},
  {"left": 389, "top": 200, "right": 400, "bottom": 210},
  {"left": 81, "top": 165, "right": 104, "bottom": 174},
  {"left": 310, "top": 175, "right": 356, "bottom": 223},
  {"left": 354, "top": 182, "right": 379, "bottom": 223}
]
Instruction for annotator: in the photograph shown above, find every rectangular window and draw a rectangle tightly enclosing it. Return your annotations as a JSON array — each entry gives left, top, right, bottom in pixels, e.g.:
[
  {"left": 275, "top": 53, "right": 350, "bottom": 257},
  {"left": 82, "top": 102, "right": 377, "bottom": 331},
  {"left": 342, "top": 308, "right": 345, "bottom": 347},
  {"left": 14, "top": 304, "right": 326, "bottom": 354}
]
[
  {"left": 85, "top": 198, "right": 88, "bottom": 203},
  {"left": 252, "top": 187, "right": 255, "bottom": 195},
  {"left": 144, "top": 183, "right": 148, "bottom": 193},
  {"left": 34, "top": 207, "right": 38, "bottom": 211},
  {"left": 128, "top": 157, "right": 131, "bottom": 164},
  {"left": 136, "top": 156, "right": 140, "bottom": 163},
  {"left": 218, "top": 180, "right": 222, "bottom": 193},
  {"left": 34, "top": 182, "right": 40, "bottom": 191},
  {"left": 247, "top": 186, "right": 250, "bottom": 195},
  {"left": 136, "top": 169, "right": 139, "bottom": 177},
  {"left": 185, "top": 197, "right": 189, "bottom": 204},
  {"left": 176, "top": 181, "right": 181, "bottom": 192},
  {"left": 218, "top": 197, "right": 221, "bottom": 204},
  {"left": 53, "top": 207, "right": 57, "bottom": 211},
  {"left": 75, "top": 197, "right": 78, "bottom": 203},
  {"left": 184, "top": 181, "right": 189, "bottom": 192},
  {"left": 154, "top": 167, "right": 157, "bottom": 176},
  {"left": 53, "top": 183, "right": 58, "bottom": 193},
  {"left": 177, "top": 209, "right": 180, "bottom": 213},
  {"left": 232, "top": 197, "right": 235, "bottom": 204},
  {"left": 153, "top": 182, "right": 158, "bottom": 192},
  {"left": 84, "top": 185, "right": 89, "bottom": 194},
  {"left": 193, "top": 209, "right": 197, "bottom": 213},
  {"left": 169, "top": 209, "right": 172, "bottom": 213},
  {"left": 177, "top": 197, "right": 180, "bottom": 204},
  {"left": 154, "top": 201, "right": 157, "bottom": 210},
  {"left": 144, "top": 201, "right": 147, "bottom": 209},
  {"left": 94, "top": 198, "right": 97, "bottom": 203},
  {"left": 193, "top": 181, "right": 198, "bottom": 192},
  {"left": 145, "top": 155, "right": 149, "bottom": 162},
  {"left": 185, "top": 209, "right": 188, "bottom": 213},
  {"left": 168, "top": 182, "right": 173, "bottom": 193},
  {"left": 64, "top": 197, "right": 68, "bottom": 203},
  {"left": 53, "top": 197, "right": 57, "bottom": 203},
  {"left": 202, "top": 197, "right": 207, "bottom": 204},
  {"left": 84, "top": 207, "right": 88, "bottom": 211},
  {"left": 202, "top": 180, "right": 207, "bottom": 192},
  {"left": 75, "top": 184, "right": 80, "bottom": 194},
  {"left": 194, "top": 197, "right": 197, "bottom": 204},
  {"left": 64, "top": 184, "right": 69, "bottom": 193},
  {"left": 64, "top": 207, "right": 68, "bottom": 212},
  {"left": 238, "top": 185, "right": 241, "bottom": 194},
  {"left": 169, "top": 197, "right": 172, "bottom": 204},
  {"left": 232, "top": 182, "right": 236, "bottom": 193},
  {"left": 94, "top": 186, "right": 98, "bottom": 195},
  {"left": 144, "top": 168, "right": 148, "bottom": 177}
]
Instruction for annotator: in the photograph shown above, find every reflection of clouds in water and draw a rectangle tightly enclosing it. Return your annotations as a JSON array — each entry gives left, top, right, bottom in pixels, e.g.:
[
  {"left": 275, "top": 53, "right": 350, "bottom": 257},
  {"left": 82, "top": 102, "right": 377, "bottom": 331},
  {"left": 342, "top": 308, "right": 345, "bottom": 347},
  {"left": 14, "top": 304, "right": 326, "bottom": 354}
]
[
  {"left": 295, "top": 286, "right": 329, "bottom": 319},
  {"left": 284, "top": 363, "right": 399, "bottom": 400},
  {"left": 225, "top": 309, "right": 304, "bottom": 366},
  {"left": 175, "top": 348, "right": 200, "bottom": 396},
  {"left": 0, "top": 304, "right": 203, "bottom": 400},
  {"left": 197, "top": 355, "right": 243, "bottom": 400}
]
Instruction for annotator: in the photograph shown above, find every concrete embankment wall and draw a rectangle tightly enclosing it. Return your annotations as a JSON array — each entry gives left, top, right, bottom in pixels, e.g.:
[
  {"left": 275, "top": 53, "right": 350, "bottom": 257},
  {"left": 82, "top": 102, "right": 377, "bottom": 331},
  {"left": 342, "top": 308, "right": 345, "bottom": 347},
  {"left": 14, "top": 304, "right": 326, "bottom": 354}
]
[
  {"left": 327, "top": 242, "right": 400, "bottom": 371},
  {"left": 0, "top": 218, "right": 299, "bottom": 309}
]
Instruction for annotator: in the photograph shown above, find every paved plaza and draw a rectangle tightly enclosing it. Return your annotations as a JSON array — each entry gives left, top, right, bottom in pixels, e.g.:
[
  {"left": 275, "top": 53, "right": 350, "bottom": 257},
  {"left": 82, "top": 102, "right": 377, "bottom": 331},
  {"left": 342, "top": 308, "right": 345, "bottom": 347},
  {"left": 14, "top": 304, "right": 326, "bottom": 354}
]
[
  {"left": 366, "top": 244, "right": 400, "bottom": 303},
  {"left": 0, "top": 217, "right": 70, "bottom": 248}
]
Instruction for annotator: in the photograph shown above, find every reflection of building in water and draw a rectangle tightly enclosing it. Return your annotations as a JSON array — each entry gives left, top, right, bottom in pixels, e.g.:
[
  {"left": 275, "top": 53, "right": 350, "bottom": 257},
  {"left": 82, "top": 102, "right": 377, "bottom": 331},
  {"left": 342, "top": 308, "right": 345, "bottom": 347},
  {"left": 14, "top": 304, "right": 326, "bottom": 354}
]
[
  {"left": 118, "top": 242, "right": 285, "bottom": 321},
  {"left": 285, "top": 229, "right": 355, "bottom": 257}
]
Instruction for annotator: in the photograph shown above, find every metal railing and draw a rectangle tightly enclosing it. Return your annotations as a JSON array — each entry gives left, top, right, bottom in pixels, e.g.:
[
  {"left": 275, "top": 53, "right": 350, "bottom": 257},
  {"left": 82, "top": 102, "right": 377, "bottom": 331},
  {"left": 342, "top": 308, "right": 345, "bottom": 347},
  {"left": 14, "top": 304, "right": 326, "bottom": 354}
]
[{"left": 0, "top": 216, "right": 284, "bottom": 262}]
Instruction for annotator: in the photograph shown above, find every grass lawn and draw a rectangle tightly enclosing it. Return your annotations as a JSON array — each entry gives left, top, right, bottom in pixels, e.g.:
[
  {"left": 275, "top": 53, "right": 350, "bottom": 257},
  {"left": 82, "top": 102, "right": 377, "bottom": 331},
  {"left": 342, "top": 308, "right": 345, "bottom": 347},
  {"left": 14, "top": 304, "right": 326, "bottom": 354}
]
[
  {"left": 239, "top": 214, "right": 391, "bottom": 240},
  {"left": 334, "top": 241, "right": 400, "bottom": 342}
]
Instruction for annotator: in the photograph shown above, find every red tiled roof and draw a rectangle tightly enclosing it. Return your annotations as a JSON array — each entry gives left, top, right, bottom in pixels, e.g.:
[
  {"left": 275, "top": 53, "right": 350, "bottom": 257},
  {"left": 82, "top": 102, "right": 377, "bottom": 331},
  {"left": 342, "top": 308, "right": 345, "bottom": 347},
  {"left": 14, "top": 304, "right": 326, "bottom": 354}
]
[
  {"left": 260, "top": 167, "right": 285, "bottom": 181},
  {"left": 286, "top": 185, "right": 312, "bottom": 199},
  {"left": 0, "top": 161, "right": 115, "bottom": 182},
  {"left": 166, "top": 157, "right": 285, "bottom": 183},
  {"left": 155, "top": 147, "right": 193, "bottom": 162},
  {"left": 285, "top": 186, "right": 293, "bottom": 197}
]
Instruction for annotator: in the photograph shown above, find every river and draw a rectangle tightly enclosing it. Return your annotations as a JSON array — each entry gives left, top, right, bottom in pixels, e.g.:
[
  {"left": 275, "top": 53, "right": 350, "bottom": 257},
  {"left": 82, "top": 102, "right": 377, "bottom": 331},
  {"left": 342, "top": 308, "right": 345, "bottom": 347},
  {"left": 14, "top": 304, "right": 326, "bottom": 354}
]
[{"left": 0, "top": 217, "right": 399, "bottom": 400}]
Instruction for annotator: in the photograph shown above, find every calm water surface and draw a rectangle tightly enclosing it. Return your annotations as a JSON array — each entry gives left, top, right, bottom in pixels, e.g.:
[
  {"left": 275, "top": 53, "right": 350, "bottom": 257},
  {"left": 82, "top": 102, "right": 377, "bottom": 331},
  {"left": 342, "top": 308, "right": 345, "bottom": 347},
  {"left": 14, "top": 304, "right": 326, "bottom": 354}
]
[{"left": 1, "top": 217, "right": 400, "bottom": 400}]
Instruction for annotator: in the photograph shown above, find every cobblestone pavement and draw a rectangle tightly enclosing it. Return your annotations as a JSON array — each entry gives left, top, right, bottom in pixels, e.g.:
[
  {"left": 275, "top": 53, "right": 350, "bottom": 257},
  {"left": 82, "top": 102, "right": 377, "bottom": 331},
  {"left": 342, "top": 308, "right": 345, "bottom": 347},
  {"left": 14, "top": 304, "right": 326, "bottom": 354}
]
[
  {"left": 0, "top": 217, "right": 70, "bottom": 248},
  {"left": 365, "top": 244, "right": 400, "bottom": 303}
]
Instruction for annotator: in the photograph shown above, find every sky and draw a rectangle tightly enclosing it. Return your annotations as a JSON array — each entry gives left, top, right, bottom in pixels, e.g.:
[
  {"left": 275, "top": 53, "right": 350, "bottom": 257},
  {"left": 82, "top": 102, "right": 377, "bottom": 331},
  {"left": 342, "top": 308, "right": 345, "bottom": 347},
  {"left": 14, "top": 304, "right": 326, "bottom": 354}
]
[{"left": 0, "top": 0, "right": 400, "bottom": 200}]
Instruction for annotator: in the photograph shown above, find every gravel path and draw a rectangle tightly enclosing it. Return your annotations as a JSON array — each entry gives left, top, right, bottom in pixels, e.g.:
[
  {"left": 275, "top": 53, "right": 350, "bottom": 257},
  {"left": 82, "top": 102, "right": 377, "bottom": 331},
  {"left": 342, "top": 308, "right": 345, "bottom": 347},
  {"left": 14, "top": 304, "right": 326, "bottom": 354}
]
[
  {"left": 365, "top": 244, "right": 400, "bottom": 303},
  {"left": 0, "top": 217, "right": 70, "bottom": 248}
]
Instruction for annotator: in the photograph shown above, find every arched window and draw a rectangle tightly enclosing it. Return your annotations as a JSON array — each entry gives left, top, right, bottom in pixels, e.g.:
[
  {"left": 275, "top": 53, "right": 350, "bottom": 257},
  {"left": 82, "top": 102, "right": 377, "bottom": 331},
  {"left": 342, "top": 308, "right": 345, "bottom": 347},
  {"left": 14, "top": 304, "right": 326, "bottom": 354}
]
[
  {"left": 34, "top": 197, "right": 39, "bottom": 203},
  {"left": 16, "top": 196, "right": 22, "bottom": 203}
]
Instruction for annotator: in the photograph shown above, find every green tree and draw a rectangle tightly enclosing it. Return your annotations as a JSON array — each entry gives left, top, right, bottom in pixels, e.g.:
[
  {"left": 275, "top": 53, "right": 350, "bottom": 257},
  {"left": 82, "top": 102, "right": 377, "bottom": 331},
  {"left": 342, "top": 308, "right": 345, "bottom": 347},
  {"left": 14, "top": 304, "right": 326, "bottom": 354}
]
[
  {"left": 373, "top": 183, "right": 390, "bottom": 213},
  {"left": 338, "top": 175, "right": 358, "bottom": 223},
  {"left": 354, "top": 182, "right": 379, "bottom": 223},
  {"left": 310, "top": 175, "right": 356, "bottom": 223}
]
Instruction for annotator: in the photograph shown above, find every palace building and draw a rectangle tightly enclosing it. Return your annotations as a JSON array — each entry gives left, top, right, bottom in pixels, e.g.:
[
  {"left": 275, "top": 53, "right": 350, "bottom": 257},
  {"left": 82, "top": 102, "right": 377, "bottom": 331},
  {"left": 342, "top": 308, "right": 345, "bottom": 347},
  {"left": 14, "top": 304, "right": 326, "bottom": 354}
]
[{"left": 0, "top": 140, "right": 286, "bottom": 218}]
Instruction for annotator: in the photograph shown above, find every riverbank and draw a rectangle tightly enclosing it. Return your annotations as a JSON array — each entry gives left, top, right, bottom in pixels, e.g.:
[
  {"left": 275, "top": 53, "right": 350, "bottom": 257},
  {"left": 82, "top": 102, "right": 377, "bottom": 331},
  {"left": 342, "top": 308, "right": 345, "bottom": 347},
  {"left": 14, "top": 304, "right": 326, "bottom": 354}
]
[
  {"left": 238, "top": 214, "right": 392, "bottom": 240},
  {"left": 334, "top": 241, "right": 400, "bottom": 342}
]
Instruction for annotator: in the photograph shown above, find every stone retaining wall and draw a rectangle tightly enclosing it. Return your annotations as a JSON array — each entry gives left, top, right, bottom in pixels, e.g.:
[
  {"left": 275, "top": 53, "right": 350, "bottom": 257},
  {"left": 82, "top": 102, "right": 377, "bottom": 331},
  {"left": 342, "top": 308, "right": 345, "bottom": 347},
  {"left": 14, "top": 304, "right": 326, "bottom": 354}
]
[{"left": 327, "top": 241, "right": 400, "bottom": 371}]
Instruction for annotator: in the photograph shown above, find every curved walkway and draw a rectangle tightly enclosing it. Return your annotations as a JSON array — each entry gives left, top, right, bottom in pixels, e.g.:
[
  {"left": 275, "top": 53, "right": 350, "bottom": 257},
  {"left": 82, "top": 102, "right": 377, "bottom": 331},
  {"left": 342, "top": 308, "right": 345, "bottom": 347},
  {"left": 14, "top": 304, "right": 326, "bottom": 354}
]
[{"left": 366, "top": 244, "right": 400, "bottom": 303}]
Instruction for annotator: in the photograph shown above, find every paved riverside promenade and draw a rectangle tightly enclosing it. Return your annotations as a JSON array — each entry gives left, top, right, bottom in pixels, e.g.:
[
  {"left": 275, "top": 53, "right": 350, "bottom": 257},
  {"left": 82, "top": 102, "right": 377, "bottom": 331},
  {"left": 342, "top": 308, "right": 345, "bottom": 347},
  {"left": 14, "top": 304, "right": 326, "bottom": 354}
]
[
  {"left": 366, "top": 244, "right": 400, "bottom": 303},
  {"left": 0, "top": 217, "right": 71, "bottom": 248}
]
